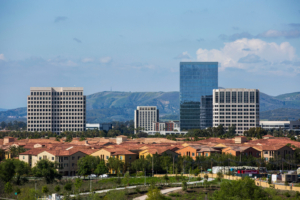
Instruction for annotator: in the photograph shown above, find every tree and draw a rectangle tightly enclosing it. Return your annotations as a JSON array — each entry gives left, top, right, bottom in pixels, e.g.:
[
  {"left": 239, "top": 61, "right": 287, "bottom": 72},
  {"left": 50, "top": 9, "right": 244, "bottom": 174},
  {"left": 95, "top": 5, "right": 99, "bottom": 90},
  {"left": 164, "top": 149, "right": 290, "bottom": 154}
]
[
  {"left": 160, "top": 154, "right": 172, "bottom": 173},
  {"left": 54, "top": 185, "right": 61, "bottom": 193},
  {"left": 212, "top": 176, "right": 268, "bottom": 200},
  {"left": 77, "top": 156, "right": 100, "bottom": 177},
  {"left": 64, "top": 182, "right": 73, "bottom": 193},
  {"left": 17, "top": 188, "right": 40, "bottom": 200},
  {"left": 31, "top": 160, "right": 62, "bottom": 184},
  {"left": 106, "top": 157, "right": 124, "bottom": 175},
  {"left": 0, "top": 159, "right": 15, "bottom": 183},
  {"left": 136, "top": 132, "right": 148, "bottom": 138},
  {"left": 74, "top": 178, "right": 83, "bottom": 192},
  {"left": 146, "top": 188, "right": 167, "bottom": 200},
  {"left": 42, "top": 186, "right": 49, "bottom": 196},
  {"left": 94, "top": 160, "right": 108, "bottom": 175},
  {"left": 13, "top": 159, "right": 30, "bottom": 185},
  {"left": 4, "top": 182, "right": 13, "bottom": 194}
]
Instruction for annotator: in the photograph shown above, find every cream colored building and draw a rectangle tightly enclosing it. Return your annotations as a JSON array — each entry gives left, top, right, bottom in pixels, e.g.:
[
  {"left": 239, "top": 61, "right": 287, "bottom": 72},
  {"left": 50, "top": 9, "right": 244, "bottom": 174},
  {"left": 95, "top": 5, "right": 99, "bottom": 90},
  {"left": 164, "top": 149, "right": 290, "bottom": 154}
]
[
  {"left": 27, "top": 87, "right": 86, "bottom": 134},
  {"left": 19, "top": 149, "right": 96, "bottom": 176},
  {"left": 213, "top": 88, "right": 260, "bottom": 135},
  {"left": 134, "top": 106, "right": 159, "bottom": 133}
]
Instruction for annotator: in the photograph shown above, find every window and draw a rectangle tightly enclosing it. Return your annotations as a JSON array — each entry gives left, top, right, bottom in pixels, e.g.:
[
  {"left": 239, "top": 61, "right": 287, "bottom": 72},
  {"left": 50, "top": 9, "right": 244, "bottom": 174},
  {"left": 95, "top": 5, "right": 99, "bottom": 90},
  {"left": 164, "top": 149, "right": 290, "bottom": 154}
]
[
  {"left": 226, "top": 92, "right": 230, "bottom": 103},
  {"left": 120, "top": 156, "right": 123, "bottom": 160},
  {"left": 106, "top": 156, "right": 109, "bottom": 159},
  {"left": 23, "top": 156, "right": 25, "bottom": 159},
  {"left": 39, "top": 157, "right": 41, "bottom": 160},
  {"left": 232, "top": 92, "right": 236, "bottom": 103},
  {"left": 192, "top": 153, "right": 195, "bottom": 156},
  {"left": 215, "top": 92, "right": 218, "bottom": 103},
  {"left": 244, "top": 92, "right": 248, "bottom": 103},
  {"left": 238, "top": 92, "right": 243, "bottom": 103},
  {"left": 220, "top": 92, "right": 224, "bottom": 103},
  {"left": 205, "top": 153, "right": 208, "bottom": 157},
  {"left": 52, "top": 157, "right": 54, "bottom": 160}
]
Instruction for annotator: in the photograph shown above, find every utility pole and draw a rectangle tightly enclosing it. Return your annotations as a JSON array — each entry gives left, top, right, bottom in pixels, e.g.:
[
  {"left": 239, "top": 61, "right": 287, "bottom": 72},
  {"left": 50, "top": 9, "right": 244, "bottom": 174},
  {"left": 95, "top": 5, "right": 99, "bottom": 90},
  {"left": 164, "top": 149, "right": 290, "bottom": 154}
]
[
  {"left": 144, "top": 170, "right": 146, "bottom": 186},
  {"left": 90, "top": 179, "right": 92, "bottom": 193},
  {"left": 173, "top": 156, "right": 175, "bottom": 174},
  {"left": 152, "top": 155, "right": 154, "bottom": 177}
]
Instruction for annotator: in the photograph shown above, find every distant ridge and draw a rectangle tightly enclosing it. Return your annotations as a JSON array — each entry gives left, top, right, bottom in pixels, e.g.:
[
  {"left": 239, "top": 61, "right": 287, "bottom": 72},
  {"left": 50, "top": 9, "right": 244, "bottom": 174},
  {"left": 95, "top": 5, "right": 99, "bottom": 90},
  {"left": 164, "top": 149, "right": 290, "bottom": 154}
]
[{"left": 1, "top": 91, "right": 300, "bottom": 122}]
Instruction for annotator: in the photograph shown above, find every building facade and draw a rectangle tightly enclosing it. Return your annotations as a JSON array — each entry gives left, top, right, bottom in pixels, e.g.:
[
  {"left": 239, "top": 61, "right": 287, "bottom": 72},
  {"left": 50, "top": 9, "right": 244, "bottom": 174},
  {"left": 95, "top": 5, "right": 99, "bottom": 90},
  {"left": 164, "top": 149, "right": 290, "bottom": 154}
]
[
  {"left": 134, "top": 106, "right": 159, "bottom": 133},
  {"left": 27, "top": 87, "right": 86, "bottom": 134},
  {"left": 212, "top": 88, "right": 260, "bottom": 135},
  {"left": 180, "top": 62, "right": 218, "bottom": 130},
  {"left": 86, "top": 123, "right": 100, "bottom": 130},
  {"left": 260, "top": 120, "right": 300, "bottom": 131}
]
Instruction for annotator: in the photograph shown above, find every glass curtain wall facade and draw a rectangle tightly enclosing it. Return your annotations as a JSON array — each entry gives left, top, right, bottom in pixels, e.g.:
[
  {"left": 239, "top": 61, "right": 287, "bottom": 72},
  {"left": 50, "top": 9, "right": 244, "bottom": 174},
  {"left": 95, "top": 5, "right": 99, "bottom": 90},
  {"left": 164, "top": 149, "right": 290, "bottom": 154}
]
[{"left": 180, "top": 62, "right": 218, "bottom": 130}]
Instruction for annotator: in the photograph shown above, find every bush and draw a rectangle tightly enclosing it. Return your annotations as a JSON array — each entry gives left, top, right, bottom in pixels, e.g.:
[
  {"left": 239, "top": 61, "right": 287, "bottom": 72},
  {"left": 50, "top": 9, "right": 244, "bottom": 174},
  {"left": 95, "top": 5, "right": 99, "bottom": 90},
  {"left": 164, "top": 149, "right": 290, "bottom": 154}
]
[
  {"left": 115, "top": 177, "right": 122, "bottom": 184},
  {"left": 284, "top": 181, "right": 289, "bottom": 186},
  {"left": 137, "top": 171, "right": 144, "bottom": 176},
  {"left": 105, "top": 190, "right": 126, "bottom": 200},
  {"left": 163, "top": 174, "right": 169, "bottom": 182},
  {"left": 182, "top": 181, "right": 187, "bottom": 191},
  {"left": 54, "top": 185, "right": 61, "bottom": 193},
  {"left": 42, "top": 186, "right": 49, "bottom": 194},
  {"left": 193, "top": 168, "right": 200, "bottom": 176},
  {"left": 197, "top": 177, "right": 202, "bottom": 181},
  {"left": 268, "top": 177, "right": 272, "bottom": 185},
  {"left": 169, "top": 192, "right": 181, "bottom": 197},
  {"left": 64, "top": 182, "right": 72, "bottom": 192},
  {"left": 284, "top": 191, "right": 290, "bottom": 197},
  {"left": 204, "top": 174, "right": 208, "bottom": 180},
  {"left": 146, "top": 188, "right": 170, "bottom": 200},
  {"left": 135, "top": 187, "right": 141, "bottom": 194},
  {"left": 296, "top": 191, "right": 300, "bottom": 198}
]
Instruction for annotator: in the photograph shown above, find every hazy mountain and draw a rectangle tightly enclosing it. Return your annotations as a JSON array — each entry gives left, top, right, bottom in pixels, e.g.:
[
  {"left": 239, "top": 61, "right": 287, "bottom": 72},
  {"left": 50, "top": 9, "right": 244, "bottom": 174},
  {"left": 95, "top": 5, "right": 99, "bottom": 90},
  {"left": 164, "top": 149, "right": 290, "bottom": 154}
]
[
  {"left": 0, "top": 108, "right": 8, "bottom": 112},
  {"left": 1, "top": 91, "right": 300, "bottom": 123}
]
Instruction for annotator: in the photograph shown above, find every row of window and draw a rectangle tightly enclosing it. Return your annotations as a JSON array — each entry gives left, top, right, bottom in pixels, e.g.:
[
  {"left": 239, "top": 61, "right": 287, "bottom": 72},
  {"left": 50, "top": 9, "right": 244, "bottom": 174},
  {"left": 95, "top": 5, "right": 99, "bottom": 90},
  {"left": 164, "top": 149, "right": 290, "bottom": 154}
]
[
  {"left": 214, "top": 105, "right": 258, "bottom": 107},
  {"left": 215, "top": 91, "right": 259, "bottom": 104},
  {"left": 215, "top": 109, "right": 257, "bottom": 111},
  {"left": 28, "top": 97, "right": 84, "bottom": 100},
  {"left": 30, "top": 91, "right": 83, "bottom": 96},
  {"left": 28, "top": 109, "right": 85, "bottom": 112},
  {"left": 28, "top": 121, "right": 84, "bottom": 124},
  {"left": 214, "top": 120, "right": 256, "bottom": 122},
  {"left": 28, "top": 124, "right": 84, "bottom": 127},
  {"left": 28, "top": 117, "right": 83, "bottom": 119},
  {"left": 28, "top": 128, "right": 84, "bottom": 131},
  {"left": 215, "top": 112, "right": 256, "bottom": 116},
  {"left": 215, "top": 116, "right": 257, "bottom": 119},
  {"left": 28, "top": 101, "right": 85, "bottom": 104},
  {"left": 28, "top": 105, "right": 84, "bottom": 108}
]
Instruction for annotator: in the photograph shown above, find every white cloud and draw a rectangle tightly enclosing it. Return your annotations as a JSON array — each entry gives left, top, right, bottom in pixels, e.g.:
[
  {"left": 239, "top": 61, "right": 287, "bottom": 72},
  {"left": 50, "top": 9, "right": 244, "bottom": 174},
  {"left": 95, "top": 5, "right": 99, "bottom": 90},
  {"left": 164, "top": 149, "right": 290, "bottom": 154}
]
[
  {"left": 258, "top": 30, "right": 300, "bottom": 39},
  {"left": 196, "top": 38, "right": 298, "bottom": 75},
  {"left": 99, "top": 57, "right": 112, "bottom": 64},
  {"left": 47, "top": 57, "right": 77, "bottom": 67},
  {"left": 0, "top": 54, "right": 5, "bottom": 61},
  {"left": 81, "top": 58, "right": 94, "bottom": 63},
  {"left": 174, "top": 51, "right": 191, "bottom": 60}
]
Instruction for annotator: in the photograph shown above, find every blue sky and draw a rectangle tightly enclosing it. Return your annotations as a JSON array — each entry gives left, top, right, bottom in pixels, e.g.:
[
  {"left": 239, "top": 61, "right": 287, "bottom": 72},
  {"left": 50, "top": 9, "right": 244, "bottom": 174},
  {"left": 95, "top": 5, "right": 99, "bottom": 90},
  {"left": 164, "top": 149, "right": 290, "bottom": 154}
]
[{"left": 0, "top": 0, "right": 300, "bottom": 109}]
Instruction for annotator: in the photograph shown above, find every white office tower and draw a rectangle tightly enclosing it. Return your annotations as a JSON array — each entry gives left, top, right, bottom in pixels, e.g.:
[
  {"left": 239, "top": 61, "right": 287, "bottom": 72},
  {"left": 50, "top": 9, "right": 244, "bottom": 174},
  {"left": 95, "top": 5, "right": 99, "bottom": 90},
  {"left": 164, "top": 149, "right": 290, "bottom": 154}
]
[
  {"left": 27, "top": 87, "right": 86, "bottom": 134},
  {"left": 134, "top": 106, "right": 159, "bottom": 133},
  {"left": 212, "top": 89, "right": 259, "bottom": 135}
]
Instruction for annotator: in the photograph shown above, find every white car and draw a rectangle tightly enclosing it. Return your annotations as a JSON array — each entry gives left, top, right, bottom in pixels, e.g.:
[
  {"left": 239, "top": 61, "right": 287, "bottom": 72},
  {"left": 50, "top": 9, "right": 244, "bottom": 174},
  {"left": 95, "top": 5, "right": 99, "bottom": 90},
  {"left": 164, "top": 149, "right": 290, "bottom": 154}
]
[
  {"left": 88, "top": 174, "right": 97, "bottom": 178},
  {"left": 99, "top": 174, "right": 109, "bottom": 178}
]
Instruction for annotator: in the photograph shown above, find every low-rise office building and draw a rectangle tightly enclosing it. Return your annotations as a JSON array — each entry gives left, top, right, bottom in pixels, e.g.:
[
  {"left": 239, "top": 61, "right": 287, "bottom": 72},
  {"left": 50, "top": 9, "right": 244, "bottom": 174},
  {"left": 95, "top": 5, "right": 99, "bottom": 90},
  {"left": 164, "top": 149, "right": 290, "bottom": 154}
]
[
  {"left": 213, "top": 88, "right": 260, "bottom": 135},
  {"left": 260, "top": 120, "right": 300, "bottom": 131}
]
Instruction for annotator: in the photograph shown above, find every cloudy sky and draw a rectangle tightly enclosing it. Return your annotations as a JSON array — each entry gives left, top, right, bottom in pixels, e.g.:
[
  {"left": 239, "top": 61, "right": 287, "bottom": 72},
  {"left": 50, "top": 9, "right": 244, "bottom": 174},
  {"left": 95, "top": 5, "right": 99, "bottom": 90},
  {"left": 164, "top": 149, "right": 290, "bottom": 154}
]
[{"left": 0, "top": 0, "right": 300, "bottom": 109}]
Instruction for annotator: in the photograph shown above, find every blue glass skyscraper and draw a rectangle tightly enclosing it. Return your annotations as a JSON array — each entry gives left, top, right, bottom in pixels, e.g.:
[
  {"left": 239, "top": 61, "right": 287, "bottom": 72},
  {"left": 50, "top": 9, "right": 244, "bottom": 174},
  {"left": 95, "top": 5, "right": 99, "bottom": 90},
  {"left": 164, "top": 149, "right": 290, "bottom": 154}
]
[{"left": 180, "top": 62, "right": 218, "bottom": 130}]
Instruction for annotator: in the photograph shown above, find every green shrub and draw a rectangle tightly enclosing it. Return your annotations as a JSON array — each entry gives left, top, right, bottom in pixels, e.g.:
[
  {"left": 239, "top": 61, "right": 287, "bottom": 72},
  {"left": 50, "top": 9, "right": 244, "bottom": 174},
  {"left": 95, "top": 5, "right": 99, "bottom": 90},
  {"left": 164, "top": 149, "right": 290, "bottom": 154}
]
[
  {"left": 54, "top": 185, "right": 61, "bottom": 193},
  {"left": 296, "top": 191, "right": 300, "bottom": 198},
  {"left": 284, "top": 191, "right": 290, "bottom": 197},
  {"left": 163, "top": 174, "right": 169, "bottom": 182},
  {"left": 197, "top": 177, "right": 202, "bottom": 181},
  {"left": 105, "top": 190, "right": 126, "bottom": 200},
  {"left": 115, "top": 177, "right": 122, "bottom": 184},
  {"left": 182, "top": 181, "right": 187, "bottom": 191},
  {"left": 169, "top": 192, "right": 181, "bottom": 197},
  {"left": 137, "top": 171, "right": 144, "bottom": 176},
  {"left": 204, "top": 174, "right": 208, "bottom": 180},
  {"left": 268, "top": 177, "right": 272, "bottom": 185},
  {"left": 193, "top": 168, "right": 200, "bottom": 176},
  {"left": 135, "top": 187, "right": 141, "bottom": 194},
  {"left": 284, "top": 181, "right": 289, "bottom": 186}
]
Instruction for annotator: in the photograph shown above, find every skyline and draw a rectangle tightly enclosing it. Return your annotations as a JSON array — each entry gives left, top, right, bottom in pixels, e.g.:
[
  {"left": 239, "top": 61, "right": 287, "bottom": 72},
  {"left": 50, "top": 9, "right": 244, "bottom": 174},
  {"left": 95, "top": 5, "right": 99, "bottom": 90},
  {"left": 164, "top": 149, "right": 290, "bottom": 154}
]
[{"left": 0, "top": 0, "right": 300, "bottom": 109}]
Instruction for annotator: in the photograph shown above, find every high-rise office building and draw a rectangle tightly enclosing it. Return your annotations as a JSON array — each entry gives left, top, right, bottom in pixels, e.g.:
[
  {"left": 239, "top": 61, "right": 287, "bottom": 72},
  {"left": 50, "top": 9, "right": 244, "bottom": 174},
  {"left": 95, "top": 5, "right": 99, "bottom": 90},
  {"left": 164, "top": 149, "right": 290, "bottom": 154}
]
[
  {"left": 180, "top": 62, "right": 218, "bottom": 130},
  {"left": 27, "top": 87, "right": 86, "bottom": 134},
  {"left": 134, "top": 106, "right": 159, "bottom": 133},
  {"left": 212, "top": 88, "right": 259, "bottom": 135}
]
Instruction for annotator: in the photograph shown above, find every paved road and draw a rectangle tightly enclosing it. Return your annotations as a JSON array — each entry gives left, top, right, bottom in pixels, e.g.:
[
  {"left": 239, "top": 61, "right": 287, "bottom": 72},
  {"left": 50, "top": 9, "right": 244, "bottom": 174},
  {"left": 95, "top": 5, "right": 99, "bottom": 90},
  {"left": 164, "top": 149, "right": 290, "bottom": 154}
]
[
  {"left": 133, "top": 187, "right": 182, "bottom": 200},
  {"left": 64, "top": 178, "right": 215, "bottom": 198}
]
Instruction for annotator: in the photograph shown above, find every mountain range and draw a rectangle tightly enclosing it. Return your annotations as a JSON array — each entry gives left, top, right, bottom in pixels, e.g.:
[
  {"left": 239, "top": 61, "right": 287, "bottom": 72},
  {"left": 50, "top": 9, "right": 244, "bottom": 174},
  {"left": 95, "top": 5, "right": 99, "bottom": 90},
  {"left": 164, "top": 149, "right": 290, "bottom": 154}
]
[{"left": 1, "top": 91, "right": 300, "bottom": 123}]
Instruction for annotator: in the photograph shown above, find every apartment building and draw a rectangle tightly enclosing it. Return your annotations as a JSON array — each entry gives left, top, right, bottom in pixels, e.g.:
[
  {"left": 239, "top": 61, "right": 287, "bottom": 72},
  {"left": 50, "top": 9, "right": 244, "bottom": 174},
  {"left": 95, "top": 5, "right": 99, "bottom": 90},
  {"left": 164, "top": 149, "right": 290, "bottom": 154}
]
[
  {"left": 134, "top": 106, "right": 159, "bottom": 133},
  {"left": 19, "top": 148, "right": 97, "bottom": 176},
  {"left": 27, "top": 87, "right": 86, "bottom": 134},
  {"left": 213, "top": 88, "right": 260, "bottom": 135}
]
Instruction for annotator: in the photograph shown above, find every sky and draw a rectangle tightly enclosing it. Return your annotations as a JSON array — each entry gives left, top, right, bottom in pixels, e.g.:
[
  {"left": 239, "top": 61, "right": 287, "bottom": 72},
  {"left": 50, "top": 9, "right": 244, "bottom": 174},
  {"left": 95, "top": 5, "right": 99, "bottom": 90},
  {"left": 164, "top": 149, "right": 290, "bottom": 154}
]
[{"left": 0, "top": 0, "right": 300, "bottom": 109}]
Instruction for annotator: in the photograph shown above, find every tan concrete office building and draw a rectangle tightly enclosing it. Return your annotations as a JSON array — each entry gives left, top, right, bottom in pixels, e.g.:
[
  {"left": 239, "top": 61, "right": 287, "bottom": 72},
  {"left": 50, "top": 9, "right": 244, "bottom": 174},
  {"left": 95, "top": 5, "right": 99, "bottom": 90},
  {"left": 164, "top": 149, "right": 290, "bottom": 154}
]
[
  {"left": 134, "top": 106, "right": 159, "bottom": 133},
  {"left": 27, "top": 87, "right": 86, "bottom": 134},
  {"left": 213, "top": 88, "right": 260, "bottom": 135}
]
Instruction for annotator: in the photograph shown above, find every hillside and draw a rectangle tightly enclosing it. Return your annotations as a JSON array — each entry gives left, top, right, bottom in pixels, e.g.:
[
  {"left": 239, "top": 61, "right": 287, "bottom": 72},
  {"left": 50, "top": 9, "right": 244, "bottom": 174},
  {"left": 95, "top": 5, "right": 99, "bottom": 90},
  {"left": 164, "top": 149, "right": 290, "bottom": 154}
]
[
  {"left": 260, "top": 108, "right": 300, "bottom": 121},
  {"left": 0, "top": 91, "right": 300, "bottom": 123}
]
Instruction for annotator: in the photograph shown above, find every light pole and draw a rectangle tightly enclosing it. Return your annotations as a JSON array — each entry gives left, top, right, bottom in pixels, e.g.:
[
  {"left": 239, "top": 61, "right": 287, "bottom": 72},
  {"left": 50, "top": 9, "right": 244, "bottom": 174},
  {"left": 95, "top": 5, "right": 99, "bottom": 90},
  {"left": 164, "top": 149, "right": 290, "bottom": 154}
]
[
  {"left": 152, "top": 155, "right": 154, "bottom": 177},
  {"left": 144, "top": 170, "right": 146, "bottom": 186}
]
